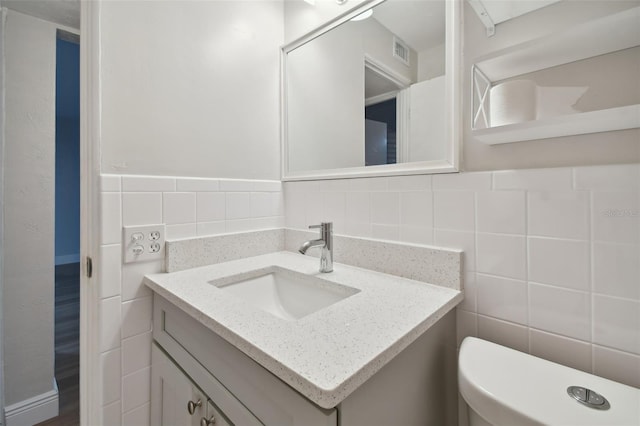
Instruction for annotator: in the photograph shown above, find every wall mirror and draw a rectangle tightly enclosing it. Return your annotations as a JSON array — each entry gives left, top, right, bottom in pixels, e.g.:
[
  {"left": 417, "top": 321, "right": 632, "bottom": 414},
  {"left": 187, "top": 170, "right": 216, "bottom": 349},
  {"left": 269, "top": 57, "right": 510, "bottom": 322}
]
[{"left": 281, "top": 0, "right": 461, "bottom": 181}]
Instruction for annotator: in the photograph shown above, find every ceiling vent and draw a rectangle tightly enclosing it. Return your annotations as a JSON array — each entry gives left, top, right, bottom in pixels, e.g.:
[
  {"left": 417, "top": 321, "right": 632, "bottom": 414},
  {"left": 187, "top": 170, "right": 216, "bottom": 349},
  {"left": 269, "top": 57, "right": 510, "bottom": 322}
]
[{"left": 393, "top": 37, "right": 410, "bottom": 66}]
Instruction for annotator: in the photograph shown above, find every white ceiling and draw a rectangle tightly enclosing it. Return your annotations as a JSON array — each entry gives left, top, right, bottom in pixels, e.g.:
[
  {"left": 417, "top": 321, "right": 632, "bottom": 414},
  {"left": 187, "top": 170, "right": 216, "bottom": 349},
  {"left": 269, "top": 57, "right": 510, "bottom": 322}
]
[
  {"left": 373, "top": 0, "right": 446, "bottom": 52},
  {"left": 2, "top": 0, "right": 80, "bottom": 29}
]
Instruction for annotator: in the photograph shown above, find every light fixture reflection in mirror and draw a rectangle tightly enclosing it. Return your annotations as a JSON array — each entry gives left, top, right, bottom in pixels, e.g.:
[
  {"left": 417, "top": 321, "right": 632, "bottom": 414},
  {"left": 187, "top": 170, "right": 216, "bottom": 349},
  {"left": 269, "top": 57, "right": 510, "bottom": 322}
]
[
  {"left": 282, "top": 0, "right": 461, "bottom": 180},
  {"left": 351, "top": 8, "right": 373, "bottom": 21}
]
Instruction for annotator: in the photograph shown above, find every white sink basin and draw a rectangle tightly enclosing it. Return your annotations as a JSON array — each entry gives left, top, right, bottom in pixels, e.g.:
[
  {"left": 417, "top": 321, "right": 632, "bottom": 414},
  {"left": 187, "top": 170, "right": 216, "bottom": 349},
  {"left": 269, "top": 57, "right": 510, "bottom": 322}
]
[{"left": 212, "top": 266, "right": 359, "bottom": 320}]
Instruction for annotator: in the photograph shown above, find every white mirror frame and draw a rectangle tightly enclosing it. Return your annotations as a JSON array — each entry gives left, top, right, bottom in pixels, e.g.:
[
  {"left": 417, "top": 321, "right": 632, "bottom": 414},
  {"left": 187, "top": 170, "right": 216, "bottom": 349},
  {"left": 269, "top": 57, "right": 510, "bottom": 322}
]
[{"left": 281, "top": 0, "right": 461, "bottom": 181}]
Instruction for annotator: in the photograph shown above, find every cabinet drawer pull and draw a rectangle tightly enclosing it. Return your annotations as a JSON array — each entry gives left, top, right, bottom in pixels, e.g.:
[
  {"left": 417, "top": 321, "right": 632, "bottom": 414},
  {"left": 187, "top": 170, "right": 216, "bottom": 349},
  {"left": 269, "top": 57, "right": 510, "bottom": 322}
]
[
  {"left": 187, "top": 399, "right": 202, "bottom": 415},
  {"left": 200, "top": 415, "right": 216, "bottom": 426}
]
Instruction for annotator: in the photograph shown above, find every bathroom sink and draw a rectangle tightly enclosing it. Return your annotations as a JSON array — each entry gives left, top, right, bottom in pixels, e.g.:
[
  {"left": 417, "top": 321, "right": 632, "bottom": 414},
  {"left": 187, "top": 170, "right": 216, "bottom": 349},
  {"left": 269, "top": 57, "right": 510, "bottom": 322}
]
[{"left": 211, "top": 266, "right": 360, "bottom": 321}]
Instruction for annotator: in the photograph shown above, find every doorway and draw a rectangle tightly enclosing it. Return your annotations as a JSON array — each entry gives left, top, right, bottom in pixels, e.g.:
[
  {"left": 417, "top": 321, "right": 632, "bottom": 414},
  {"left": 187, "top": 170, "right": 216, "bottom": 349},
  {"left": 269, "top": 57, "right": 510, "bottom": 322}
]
[
  {"left": 365, "top": 98, "right": 397, "bottom": 166},
  {"left": 37, "top": 30, "right": 81, "bottom": 426},
  {"left": 364, "top": 58, "right": 409, "bottom": 166}
]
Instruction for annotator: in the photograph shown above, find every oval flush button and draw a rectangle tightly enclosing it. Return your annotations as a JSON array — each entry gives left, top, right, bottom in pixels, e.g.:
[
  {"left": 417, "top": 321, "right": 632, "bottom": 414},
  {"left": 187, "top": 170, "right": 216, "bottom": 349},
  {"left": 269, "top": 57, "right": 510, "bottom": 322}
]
[{"left": 567, "top": 386, "right": 611, "bottom": 410}]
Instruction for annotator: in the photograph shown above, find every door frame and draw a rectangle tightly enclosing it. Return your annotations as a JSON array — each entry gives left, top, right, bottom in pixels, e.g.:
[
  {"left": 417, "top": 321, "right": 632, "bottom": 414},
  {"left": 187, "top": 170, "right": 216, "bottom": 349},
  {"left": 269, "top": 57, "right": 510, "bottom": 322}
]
[
  {"left": 363, "top": 56, "right": 411, "bottom": 164},
  {"left": 79, "top": 1, "right": 100, "bottom": 423},
  {"left": 0, "top": 8, "right": 6, "bottom": 425}
]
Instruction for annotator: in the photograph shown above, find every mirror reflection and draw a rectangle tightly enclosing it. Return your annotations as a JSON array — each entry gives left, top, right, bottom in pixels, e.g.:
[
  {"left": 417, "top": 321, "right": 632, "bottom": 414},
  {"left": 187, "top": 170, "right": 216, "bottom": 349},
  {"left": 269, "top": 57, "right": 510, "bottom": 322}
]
[{"left": 285, "top": 0, "right": 448, "bottom": 175}]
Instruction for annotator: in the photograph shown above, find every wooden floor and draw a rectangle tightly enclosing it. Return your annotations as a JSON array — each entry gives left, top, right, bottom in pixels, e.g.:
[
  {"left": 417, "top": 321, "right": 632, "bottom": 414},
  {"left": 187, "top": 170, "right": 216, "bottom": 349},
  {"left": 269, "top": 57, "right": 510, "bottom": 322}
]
[{"left": 36, "top": 263, "right": 80, "bottom": 426}]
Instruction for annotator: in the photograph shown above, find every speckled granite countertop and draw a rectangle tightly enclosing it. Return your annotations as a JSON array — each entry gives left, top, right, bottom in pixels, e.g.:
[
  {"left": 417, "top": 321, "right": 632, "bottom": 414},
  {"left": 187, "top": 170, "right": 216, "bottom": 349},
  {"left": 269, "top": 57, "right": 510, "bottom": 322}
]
[{"left": 144, "top": 251, "right": 463, "bottom": 409}]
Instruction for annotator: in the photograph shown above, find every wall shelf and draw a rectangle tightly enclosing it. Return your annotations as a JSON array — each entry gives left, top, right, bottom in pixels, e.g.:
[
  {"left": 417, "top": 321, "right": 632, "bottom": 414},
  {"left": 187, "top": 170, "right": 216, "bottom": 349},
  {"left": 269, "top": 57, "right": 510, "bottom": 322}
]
[
  {"left": 472, "top": 104, "right": 640, "bottom": 145},
  {"left": 471, "top": 5, "right": 640, "bottom": 144},
  {"left": 474, "top": 6, "right": 640, "bottom": 82}
]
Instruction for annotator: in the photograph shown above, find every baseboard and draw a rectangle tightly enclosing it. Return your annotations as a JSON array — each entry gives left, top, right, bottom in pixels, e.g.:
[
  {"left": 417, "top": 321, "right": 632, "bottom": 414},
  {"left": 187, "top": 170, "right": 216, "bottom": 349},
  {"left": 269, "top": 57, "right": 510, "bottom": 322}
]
[
  {"left": 55, "top": 253, "right": 80, "bottom": 265},
  {"left": 4, "top": 380, "right": 59, "bottom": 426}
]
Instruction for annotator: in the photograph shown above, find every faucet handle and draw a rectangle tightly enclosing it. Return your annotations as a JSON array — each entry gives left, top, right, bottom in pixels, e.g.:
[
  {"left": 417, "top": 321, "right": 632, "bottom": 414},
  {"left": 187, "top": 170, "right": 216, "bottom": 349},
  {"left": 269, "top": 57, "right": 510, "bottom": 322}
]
[{"left": 309, "top": 222, "right": 332, "bottom": 229}]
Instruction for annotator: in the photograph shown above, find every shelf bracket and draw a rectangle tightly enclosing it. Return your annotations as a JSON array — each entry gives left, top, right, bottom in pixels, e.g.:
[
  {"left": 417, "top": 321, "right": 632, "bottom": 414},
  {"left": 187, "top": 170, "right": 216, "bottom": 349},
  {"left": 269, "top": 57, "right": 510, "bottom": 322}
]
[
  {"left": 472, "top": 65, "right": 491, "bottom": 130},
  {"left": 467, "top": 0, "right": 495, "bottom": 37}
]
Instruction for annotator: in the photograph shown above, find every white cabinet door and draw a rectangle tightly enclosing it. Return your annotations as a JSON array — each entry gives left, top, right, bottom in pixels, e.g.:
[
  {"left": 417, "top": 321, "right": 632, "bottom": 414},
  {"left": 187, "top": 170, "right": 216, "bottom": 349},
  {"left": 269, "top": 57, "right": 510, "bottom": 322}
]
[{"left": 151, "top": 343, "right": 206, "bottom": 426}]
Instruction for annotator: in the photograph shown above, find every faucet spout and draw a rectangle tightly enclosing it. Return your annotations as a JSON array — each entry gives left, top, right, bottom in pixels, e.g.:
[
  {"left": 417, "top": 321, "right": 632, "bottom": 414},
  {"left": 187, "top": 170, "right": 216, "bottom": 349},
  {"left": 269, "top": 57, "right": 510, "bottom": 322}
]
[
  {"left": 298, "top": 222, "right": 333, "bottom": 273},
  {"left": 298, "top": 239, "right": 325, "bottom": 255}
]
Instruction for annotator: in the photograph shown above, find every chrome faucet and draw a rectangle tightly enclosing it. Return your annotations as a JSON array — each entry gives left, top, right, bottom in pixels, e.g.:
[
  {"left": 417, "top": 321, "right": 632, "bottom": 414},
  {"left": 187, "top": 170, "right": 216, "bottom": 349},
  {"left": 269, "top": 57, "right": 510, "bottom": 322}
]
[{"left": 298, "top": 222, "right": 333, "bottom": 273}]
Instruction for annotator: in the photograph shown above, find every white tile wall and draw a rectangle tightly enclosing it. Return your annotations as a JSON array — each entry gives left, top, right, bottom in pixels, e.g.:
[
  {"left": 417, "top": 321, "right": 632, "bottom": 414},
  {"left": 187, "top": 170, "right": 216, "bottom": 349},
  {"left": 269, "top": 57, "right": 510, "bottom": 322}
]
[
  {"left": 434, "top": 191, "right": 475, "bottom": 231},
  {"left": 99, "top": 245, "right": 122, "bottom": 299},
  {"left": 476, "top": 274, "right": 528, "bottom": 325},
  {"left": 592, "top": 191, "right": 640, "bottom": 244},
  {"left": 527, "top": 191, "right": 589, "bottom": 239},
  {"left": 593, "top": 242, "right": 640, "bottom": 300},
  {"left": 176, "top": 178, "right": 220, "bottom": 192},
  {"left": 477, "top": 315, "right": 529, "bottom": 352},
  {"left": 122, "top": 403, "right": 150, "bottom": 426},
  {"left": 528, "top": 283, "right": 591, "bottom": 341},
  {"left": 98, "top": 174, "right": 284, "bottom": 424},
  {"left": 163, "top": 192, "right": 196, "bottom": 224},
  {"left": 285, "top": 164, "right": 640, "bottom": 388},
  {"left": 122, "top": 331, "right": 152, "bottom": 376},
  {"left": 476, "top": 233, "right": 526, "bottom": 279},
  {"left": 528, "top": 237, "right": 590, "bottom": 291},
  {"left": 122, "top": 367, "right": 151, "bottom": 413},
  {"left": 122, "top": 193, "right": 163, "bottom": 226},
  {"left": 476, "top": 191, "right": 525, "bottom": 234},
  {"left": 593, "top": 295, "right": 640, "bottom": 354},
  {"left": 101, "top": 349, "right": 122, "bottom": 405},
  {"left": 529, "top": 329, "right": 592, "bottom": 373},
  {"left": 226, "top": 192, "right": 251, "bottom": 220},
  {"left": 593, "top": 345, "right": 640, "bottom": 387},
  {"left": 122, "top": 176, "right": 175, "bottom": 192},
  {"left": 102, "top": 401, "right": 122, "bottom": 426},
  {"left": 400, "top": 191, "right": 433, "bottom": 227},
  {"left": 371, "top": 192, "right": 400, "bottom": 224},
  {"left": 100, "top": 296, "right": 122, "bottom": 352},
  {"left": 493, "top": 167, "right": 573, "bottom": 191},
  {"left": 100, "top": 192, "right": 122, "bottom": 245},
  {"left": 96, "top": 166, "right": 639, "bottom": 423}
]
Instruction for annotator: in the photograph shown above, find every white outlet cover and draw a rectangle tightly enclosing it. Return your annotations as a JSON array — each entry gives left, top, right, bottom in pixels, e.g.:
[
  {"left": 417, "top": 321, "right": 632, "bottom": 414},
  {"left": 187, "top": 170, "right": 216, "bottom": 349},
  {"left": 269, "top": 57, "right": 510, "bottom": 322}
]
[{"left": 123, "top": 224, "right": 166, "bottom": 263}]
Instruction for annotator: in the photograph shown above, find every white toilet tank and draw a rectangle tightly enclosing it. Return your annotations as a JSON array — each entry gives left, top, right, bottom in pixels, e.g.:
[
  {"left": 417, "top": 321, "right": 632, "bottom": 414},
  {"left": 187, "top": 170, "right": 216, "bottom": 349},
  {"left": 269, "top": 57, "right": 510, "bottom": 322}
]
[{"left": 458, "top": 337, "right": 640, "bottom": 426}]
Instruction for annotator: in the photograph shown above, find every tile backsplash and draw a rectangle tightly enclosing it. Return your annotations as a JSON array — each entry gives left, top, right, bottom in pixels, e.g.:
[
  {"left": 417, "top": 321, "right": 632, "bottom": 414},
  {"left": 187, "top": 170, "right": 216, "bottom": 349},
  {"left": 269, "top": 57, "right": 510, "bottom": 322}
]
[
  {"left": 284, "top": 163, "right": 640, "bottom": 388},
  {"left": 98, "top": 174, "right": 284, "bottom": 425},
  {"left": 97, "top": 164, "right": 639, "bottom": 425}
]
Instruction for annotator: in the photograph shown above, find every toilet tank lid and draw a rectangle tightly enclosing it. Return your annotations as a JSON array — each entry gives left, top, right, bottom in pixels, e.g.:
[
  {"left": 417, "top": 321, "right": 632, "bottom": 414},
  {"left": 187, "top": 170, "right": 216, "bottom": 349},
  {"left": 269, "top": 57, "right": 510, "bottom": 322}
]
[{"left": 458, "top": 337, "right": 640, "bottom": 426}]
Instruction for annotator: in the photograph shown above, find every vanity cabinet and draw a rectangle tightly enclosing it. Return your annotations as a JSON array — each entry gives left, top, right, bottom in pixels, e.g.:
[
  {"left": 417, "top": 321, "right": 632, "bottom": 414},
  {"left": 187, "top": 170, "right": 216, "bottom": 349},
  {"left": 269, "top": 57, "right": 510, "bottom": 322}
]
[
  {"left": 151, "top": 344, "right": 237, "bottom": 426},
  {"left": 151, "top": 292, "right": 457, "bottom": 426},
  {"left": 151, "top": 294, "right": 338, "bottom": 426}
]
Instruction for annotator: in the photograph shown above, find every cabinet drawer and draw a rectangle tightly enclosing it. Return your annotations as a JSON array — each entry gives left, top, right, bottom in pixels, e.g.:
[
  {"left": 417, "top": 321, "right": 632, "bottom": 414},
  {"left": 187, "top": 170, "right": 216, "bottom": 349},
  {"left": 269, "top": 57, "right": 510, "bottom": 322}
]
[{"left": 153, "top": 294, "right": 337, "bottom": 426}]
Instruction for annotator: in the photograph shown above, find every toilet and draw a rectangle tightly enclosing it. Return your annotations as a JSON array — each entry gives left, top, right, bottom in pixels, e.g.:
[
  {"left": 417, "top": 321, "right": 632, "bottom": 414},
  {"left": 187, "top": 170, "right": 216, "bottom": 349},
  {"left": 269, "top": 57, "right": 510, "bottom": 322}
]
[{"left": 458, "top": 337, "right": 640, "bottom": 426}]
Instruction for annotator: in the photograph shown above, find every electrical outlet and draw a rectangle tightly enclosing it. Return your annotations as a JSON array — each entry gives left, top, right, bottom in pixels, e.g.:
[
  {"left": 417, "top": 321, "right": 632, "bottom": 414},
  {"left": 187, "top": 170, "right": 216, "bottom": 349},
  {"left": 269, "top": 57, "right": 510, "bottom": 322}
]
[{"left": 123, "top": 224, "right": 166, "bottom": 263}]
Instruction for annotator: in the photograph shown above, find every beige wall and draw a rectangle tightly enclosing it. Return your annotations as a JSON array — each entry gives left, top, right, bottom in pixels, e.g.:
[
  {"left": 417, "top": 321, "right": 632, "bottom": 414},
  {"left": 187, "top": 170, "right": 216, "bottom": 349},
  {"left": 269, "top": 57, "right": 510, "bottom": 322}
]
[
  {"left": 99, "top": 1, "right": 284, "bottom": 180},
  {"left": 2, "top": 9, "right": 56, "bottom": 406},
  {"left": 462, "top": 0, "right": 640, "bottom": 172}
]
